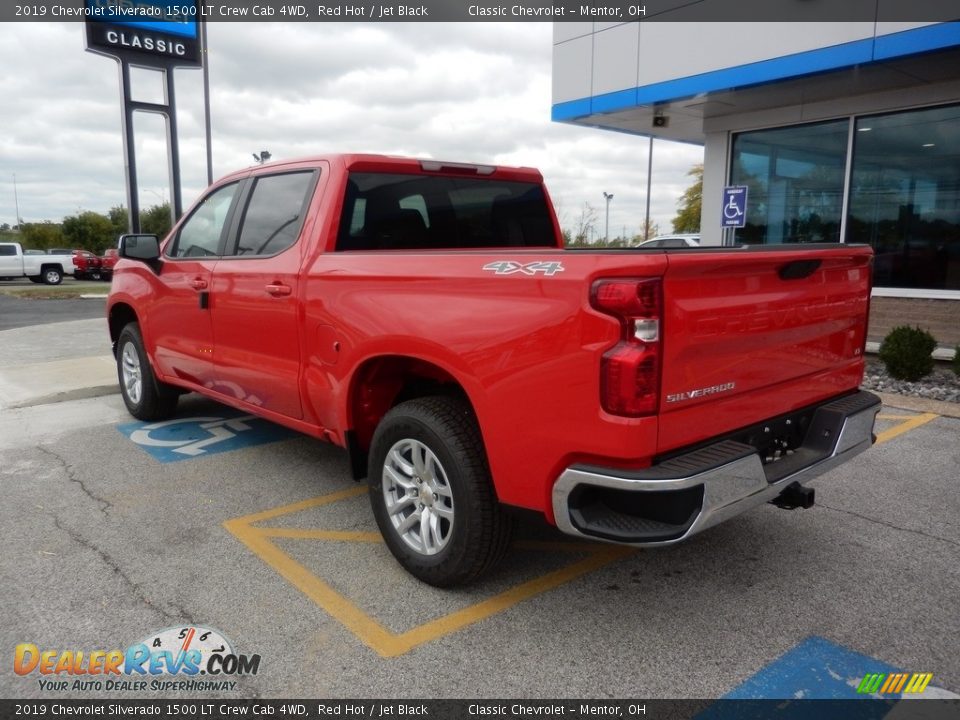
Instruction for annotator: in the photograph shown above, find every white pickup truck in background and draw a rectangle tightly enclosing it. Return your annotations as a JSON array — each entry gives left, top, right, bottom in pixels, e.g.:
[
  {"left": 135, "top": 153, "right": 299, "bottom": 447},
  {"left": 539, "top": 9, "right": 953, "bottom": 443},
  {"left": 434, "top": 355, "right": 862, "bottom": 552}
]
[{"left": 0, "top": 242, "right": 76, "bottom": 285}]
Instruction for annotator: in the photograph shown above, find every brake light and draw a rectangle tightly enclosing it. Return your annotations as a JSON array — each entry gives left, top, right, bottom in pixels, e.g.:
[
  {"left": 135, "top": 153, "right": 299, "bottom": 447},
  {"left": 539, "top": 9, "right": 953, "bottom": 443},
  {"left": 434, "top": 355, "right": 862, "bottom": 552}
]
[{"left": 591, "top": 278, "right": 662, "bottom": 417}]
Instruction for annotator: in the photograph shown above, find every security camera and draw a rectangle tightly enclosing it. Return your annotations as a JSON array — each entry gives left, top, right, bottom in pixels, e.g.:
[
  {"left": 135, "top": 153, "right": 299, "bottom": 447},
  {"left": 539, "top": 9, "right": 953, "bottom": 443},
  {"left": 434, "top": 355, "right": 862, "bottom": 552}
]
[{"left": 653, "top": 115, "right": 669, "bottom": 128}]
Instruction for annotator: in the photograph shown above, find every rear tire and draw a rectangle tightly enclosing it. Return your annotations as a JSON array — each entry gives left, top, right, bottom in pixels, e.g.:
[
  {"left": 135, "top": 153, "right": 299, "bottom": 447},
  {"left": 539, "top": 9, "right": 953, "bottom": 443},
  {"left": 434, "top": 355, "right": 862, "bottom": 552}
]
[
  {"left": 117, "top": 322, "right": 179, "bottom": 421},
  {"left": 42, "top": 267, "right": 62, "bottom": 285},
  {"left": 368, "top": 395, "right": 513, "bottom": 587}
]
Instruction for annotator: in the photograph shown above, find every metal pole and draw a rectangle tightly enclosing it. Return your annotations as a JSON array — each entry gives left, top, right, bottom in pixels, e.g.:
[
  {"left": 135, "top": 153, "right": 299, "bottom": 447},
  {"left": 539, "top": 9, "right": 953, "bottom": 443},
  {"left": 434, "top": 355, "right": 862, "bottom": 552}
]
[
  {"left": 119, "top": 60, "right": 140, "bottom": 233},
  {"left": 644, "top": 135, "right": 653, "bottom": 240},
  {"left": 12, "top": 174, "right": 21, "bottom": 229},
  {"left": 603, "top": 191, "right": 613, "bottom": 243},
  {"left": 164, "top": 67, "right": 184, "bottom": 223},
  {"left": 201, "top": 20, "right": 213, "bottom": 186}
]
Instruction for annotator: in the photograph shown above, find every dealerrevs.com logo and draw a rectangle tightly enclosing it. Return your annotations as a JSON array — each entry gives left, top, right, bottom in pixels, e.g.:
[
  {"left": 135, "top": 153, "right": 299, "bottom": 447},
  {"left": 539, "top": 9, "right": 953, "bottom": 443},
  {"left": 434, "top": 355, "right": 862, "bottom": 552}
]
[{"left": 14, "top": 626, "right": 260, "bottom": 692}]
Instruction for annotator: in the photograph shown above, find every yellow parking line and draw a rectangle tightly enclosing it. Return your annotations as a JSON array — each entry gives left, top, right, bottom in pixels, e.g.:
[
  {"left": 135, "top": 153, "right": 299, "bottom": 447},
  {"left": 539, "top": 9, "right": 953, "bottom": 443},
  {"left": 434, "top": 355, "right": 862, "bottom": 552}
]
[
  {"left": 225, "top": 519, "right": 397, "bottom": 653},
  {"left": 226, "top": 485, "right": 366, "bottom": 525},
  {"left": 224, "top": 489, "right": 632, "bottom": 657},
  {"left": 386, "top": 546, "right": 631, "bottom": 657},
  {"left": 875, "top": 413, "right": 938, "bottom": 445},
  {"left": 260, "top": 528, "right": 382, "bottom": 543}
]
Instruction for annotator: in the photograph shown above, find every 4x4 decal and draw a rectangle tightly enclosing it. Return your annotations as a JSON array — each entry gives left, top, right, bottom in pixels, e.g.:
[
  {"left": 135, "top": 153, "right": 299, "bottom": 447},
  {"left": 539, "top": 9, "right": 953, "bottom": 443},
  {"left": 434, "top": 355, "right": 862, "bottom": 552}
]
[{"left": 482, "top": 261, "right": 565, "bottom": 276}]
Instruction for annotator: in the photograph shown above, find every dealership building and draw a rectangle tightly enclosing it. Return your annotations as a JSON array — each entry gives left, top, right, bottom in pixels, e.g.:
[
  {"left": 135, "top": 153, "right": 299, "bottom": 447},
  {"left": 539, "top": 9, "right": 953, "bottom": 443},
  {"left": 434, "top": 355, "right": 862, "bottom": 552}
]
[{"left": 552, "top": 20, "right": 960, "bottom": 353}]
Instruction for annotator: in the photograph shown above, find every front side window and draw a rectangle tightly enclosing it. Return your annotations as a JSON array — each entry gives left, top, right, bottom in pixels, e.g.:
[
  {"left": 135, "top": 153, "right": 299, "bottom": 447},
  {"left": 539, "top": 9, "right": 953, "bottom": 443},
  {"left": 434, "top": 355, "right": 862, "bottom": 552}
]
[
  {"left": 731, "top": 120, "right": 848, "bottom": 245},
  {"left": 232, "top": 171, "right": 315, "bottom": 257},
  {"left": 847, "top": 105, "right": 960, "bottom": 291},
  {"left": 168, "top": 182, "right": 239, "bottom": 258}
]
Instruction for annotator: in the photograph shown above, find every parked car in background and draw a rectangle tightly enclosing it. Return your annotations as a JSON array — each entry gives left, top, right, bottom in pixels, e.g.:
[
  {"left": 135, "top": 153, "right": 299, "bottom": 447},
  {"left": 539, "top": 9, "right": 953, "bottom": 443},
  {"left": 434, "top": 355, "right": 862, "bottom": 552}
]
[
  {"left": 634, "top": 234, "right": 701, "bottom": 248},
  {"left": 0, "top": 243, "right": 76, "bottom": 284},
  {"left": 72, "top": 249, "right": 103, "bottom": 280},
  {"left": 100, "top": 248, "right": 119, "bottom": 281}
]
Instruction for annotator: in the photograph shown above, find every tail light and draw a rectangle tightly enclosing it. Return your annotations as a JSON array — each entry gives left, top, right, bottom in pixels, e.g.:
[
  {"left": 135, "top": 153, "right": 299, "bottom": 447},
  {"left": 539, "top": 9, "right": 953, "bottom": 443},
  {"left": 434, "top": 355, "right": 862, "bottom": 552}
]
[{"left": 591, "top": 278, "right": 662, "bottom": 417}]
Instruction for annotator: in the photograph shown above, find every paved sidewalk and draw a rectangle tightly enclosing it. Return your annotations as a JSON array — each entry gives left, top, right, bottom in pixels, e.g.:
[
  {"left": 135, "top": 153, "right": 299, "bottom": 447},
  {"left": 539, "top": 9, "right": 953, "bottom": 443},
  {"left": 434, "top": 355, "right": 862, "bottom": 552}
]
[{"left": 0, "top": 318, "right": 116, "bottom": 410}]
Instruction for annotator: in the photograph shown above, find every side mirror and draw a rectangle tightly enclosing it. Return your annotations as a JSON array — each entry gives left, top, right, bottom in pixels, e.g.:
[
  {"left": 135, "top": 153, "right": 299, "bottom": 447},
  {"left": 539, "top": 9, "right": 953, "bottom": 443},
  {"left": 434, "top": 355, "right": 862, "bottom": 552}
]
[{"left": 118, "top": 234, "right": 160, "bottom": 261}]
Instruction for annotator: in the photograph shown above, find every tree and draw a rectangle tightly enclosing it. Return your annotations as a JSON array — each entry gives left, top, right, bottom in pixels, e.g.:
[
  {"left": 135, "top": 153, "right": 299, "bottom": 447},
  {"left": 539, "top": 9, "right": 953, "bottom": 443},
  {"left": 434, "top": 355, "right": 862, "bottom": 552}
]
[
  {"left": 567, "top": 202, "right": 598, "bottom": 245},
  {"left": 672, "top": 163, "right": 703, "bottom": 233},
  {"left": 108, "top": 205, "right": 129, "bottom": 238},
  {"left": 20, "top": 221, "right": 65, "bottom": 250},
  {"left": 140, "top": 203, "right": 173, "bottom": 239},
  {"left": 61, "top": 210, "right": 115, "bottom": 253},
  {"left": 636, "top": 219, "right": 660, "bottom": 243}
]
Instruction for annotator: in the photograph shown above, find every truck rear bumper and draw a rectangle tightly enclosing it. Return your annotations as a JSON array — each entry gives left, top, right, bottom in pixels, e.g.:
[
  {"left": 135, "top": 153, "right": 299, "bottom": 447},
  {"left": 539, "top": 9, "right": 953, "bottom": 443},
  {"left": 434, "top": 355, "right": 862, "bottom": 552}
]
[{"left": 551, "top": 390, "right": 881, "bottom": 546}]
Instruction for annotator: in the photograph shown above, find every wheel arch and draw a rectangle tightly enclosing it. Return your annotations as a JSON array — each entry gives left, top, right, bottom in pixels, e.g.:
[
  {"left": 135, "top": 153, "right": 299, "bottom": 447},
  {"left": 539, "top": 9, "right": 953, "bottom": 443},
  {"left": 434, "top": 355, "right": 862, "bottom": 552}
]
[
  {"left": 344, "top": 354, "right": 481, "bottom": 481},
  {"left": 108, "top": 302, "right": 139, "bottom": 356}
]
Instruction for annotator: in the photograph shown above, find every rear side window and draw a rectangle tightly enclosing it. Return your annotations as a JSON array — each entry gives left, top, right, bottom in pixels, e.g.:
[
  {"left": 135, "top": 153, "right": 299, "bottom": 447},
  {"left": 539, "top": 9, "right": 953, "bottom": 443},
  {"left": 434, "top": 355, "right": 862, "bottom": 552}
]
[
  {"left": 337, "top": 173, "right": 555, "bottom": 251},
  {"left": 231, "top": 171, "right": 316, "bottom": 257},
  {"left": 169, "top": 182, "right": 239, "bottom": 258},
  {"left": 0, "top": 245, "right": 15, "bottom": 256}
]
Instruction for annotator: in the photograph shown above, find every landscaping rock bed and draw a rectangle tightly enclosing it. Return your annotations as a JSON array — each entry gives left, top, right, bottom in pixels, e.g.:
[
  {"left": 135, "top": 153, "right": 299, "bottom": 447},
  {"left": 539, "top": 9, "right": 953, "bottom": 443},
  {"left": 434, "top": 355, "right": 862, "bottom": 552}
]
[{"left": 862, "top": 358, "right": 960, "bottom": 404}]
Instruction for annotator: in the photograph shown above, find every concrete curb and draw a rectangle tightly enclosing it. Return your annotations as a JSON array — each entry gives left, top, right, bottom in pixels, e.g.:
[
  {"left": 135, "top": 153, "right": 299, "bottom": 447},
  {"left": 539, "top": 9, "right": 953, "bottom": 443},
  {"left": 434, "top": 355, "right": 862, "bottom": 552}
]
[
  {"left": 873, "top": 390, "right": 960, "bottom": 419},
  {"left": 0, "top": 355, "right": 118, "bottom": 411}
]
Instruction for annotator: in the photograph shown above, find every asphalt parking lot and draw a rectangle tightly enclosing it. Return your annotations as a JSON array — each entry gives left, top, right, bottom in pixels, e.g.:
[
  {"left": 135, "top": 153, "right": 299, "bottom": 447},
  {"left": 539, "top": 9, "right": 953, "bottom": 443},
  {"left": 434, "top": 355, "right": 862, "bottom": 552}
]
[{"left": 1, "top": 324, "right": 958, "bottom": 701}]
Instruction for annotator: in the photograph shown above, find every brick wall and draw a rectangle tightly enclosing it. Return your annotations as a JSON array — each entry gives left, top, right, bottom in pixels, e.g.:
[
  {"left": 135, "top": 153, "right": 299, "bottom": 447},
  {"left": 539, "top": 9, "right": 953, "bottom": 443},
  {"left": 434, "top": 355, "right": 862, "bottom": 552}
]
[{"left": 868, "top": 297, "right": 960, "bottom": 348}]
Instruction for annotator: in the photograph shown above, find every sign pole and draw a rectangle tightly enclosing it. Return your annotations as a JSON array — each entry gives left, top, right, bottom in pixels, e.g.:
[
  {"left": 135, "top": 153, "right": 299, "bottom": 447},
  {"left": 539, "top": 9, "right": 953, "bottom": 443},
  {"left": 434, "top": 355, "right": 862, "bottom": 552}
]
[
  {"left": 118, "top": 60, "right": 140, "bottom": 234},
  {"left": 164, "top": 67, "right": 184, "bottom": 222},
  {"left": 86, "top": 4, "right": 202, "bottom": 235},
  {"left": 202, "top": 20, "right": 213, "bottom": 186}
]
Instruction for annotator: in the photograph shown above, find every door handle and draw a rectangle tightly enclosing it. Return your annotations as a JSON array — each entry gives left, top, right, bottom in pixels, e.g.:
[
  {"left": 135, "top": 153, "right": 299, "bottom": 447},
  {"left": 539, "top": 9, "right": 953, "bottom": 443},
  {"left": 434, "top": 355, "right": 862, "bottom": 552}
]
[
  {"left": 189, "top": 278, "right": 208, "bottom": 290},
  {"left": 265, "top": 283, "right": 292, "bottom": 297}
]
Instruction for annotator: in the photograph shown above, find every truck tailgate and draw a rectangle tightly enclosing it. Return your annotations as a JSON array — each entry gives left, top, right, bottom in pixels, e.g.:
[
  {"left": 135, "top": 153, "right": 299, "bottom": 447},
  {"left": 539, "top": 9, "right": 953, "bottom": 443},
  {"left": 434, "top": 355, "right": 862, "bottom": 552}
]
[{"left": 658, "top": 245, "right": 873, "bottom": 453}]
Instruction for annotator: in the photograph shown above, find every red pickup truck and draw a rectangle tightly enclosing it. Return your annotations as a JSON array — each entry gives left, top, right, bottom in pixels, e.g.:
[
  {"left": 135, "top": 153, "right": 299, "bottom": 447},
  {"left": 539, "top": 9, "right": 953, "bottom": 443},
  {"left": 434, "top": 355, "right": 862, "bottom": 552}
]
[{"left": 107, "top": 154, "right": 880, "bottom": 586}]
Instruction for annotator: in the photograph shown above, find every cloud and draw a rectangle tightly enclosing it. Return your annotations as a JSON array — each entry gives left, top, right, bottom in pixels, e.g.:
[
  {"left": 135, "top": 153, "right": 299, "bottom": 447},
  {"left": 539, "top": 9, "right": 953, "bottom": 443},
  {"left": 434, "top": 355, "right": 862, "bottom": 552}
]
[{"left": 0, "top": 21, "right": 703, "bottom": 238}]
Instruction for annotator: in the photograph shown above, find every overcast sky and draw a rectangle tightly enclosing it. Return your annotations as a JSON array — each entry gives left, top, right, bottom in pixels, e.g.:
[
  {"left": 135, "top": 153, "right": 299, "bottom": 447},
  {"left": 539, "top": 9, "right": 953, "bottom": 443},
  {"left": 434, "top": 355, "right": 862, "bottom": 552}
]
[{"left": 0, "top": 22, "right": 703, "bottom": 240}]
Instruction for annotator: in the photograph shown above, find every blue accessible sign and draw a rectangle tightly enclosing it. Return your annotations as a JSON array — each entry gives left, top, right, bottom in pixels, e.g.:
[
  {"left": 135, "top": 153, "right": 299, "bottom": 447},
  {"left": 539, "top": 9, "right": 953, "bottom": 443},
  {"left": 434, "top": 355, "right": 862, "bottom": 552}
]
[
  {"left": 722, "top": 185, "right": 749, "bottom": 228},
  {"left": 117, "top": 409, "right": 294, "bottom": 463}
]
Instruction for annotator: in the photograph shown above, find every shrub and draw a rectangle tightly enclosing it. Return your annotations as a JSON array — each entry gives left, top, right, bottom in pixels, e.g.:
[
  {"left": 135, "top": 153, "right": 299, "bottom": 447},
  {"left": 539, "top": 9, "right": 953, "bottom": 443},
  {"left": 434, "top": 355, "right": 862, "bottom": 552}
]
[
  {"left": 878, "top": 326, "right": 936, "bottom": 381},
  {"left": 953, "top": 345, "right": 960, "bottom": 377}
]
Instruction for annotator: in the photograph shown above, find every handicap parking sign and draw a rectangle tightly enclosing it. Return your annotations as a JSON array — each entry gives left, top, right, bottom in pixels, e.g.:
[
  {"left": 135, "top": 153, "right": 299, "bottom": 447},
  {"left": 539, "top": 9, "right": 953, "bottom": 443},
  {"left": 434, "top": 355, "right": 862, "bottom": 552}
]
[
  {"left": 722, "top": 185, "right": 748, "bottom": 228},
  {"left": 117, "top": 410, "right": 295, "bottom": 463}
]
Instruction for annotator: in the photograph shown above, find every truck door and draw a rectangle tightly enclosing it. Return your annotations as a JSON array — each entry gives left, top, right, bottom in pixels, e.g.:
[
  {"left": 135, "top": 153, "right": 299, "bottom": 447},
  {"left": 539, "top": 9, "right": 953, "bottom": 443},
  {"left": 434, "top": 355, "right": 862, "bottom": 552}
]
[
  {"left": 152, "top": 181, "right": 241, "bottom": 387},
  {"left": 209, "top": 169, "right": 319, "bottom": 419},
  {"left": 0, "top": 244, "right": 20, "bottom": 276}
]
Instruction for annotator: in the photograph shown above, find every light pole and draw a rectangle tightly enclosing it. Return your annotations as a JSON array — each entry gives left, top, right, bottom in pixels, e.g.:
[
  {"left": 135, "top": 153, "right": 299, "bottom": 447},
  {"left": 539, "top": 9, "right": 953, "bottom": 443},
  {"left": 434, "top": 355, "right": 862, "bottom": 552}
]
[
  {"left": 644, "top": 136, "right": 653, "bottom": 240},
  {"left": 603, "top": 191, "right": 613, "bottom": 243},
  {"left": 13, "top": 173, "right": 21, "bottom": 230}
]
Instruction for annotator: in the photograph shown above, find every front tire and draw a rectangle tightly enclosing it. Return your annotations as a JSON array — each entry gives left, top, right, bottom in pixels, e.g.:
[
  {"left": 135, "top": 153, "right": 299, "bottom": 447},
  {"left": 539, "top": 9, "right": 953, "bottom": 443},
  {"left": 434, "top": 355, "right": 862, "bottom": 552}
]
[
  {"left": 368, "top": 395, "right": 512, "bottom": 587},
  {"left": 117, "top": 322, "right": 179, "bottom": 421}
]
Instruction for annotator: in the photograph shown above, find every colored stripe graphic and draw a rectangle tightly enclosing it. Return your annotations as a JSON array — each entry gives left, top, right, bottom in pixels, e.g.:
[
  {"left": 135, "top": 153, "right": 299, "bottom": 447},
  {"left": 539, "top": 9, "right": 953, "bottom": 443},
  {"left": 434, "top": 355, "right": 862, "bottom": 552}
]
[
  {"left": 904, "top": 673, "right": 933, "bottom": 694},
  {"left": 856, "top": 673, "right": 885, "bottom": 694},
  {"left": 857, "top": 672, "right": 933, "bottom": 694}
]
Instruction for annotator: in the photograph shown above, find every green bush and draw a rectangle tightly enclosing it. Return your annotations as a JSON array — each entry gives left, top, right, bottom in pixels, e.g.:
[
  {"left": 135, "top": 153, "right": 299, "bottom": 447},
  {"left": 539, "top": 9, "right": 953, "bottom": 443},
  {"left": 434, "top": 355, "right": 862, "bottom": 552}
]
[
  {"left": 953, "top": 345, "right": 960, "bottom": 377},
  {"left": 878, "top": 326, "right": 936, "bottom": 381}
]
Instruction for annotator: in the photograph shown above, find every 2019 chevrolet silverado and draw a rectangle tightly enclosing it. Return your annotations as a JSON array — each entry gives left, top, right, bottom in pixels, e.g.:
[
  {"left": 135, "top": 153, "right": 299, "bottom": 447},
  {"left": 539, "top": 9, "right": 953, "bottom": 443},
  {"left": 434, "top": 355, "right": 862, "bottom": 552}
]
[{"left": 107, "top": 155, "right": 880, "bottom": 586}]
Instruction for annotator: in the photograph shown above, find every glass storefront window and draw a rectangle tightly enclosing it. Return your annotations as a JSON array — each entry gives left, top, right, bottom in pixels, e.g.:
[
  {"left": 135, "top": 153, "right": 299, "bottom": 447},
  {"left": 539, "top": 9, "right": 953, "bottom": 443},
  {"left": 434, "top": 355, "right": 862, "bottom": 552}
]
[
  {"left": 847, "top": 105, "right": 960, "bottom": 291},
  {"left": 730, "top": 120, "right": 848, "bottom": 245}
]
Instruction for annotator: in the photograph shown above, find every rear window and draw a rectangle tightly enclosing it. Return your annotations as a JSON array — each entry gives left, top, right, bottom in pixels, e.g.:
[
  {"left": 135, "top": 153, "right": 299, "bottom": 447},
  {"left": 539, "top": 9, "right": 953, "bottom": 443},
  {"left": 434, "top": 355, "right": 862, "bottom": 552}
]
[{"left": 336, "top": 173, "right": 555, "bottom": 251}]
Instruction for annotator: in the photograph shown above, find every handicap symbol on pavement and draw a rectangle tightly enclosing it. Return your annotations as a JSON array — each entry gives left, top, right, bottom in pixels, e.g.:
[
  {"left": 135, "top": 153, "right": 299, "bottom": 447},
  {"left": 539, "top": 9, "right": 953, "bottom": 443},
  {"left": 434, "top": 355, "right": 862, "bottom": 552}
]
[{"left": 117, "top": 410, "right": 295, "bottom": 463}]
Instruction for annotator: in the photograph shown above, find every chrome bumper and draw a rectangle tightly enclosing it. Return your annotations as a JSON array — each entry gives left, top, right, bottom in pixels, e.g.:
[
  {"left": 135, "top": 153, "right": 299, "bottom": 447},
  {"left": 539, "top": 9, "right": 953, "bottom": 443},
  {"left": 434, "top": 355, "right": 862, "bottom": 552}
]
[{"left": 551, "top": 391, "right": 881, "bottom": 546}]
